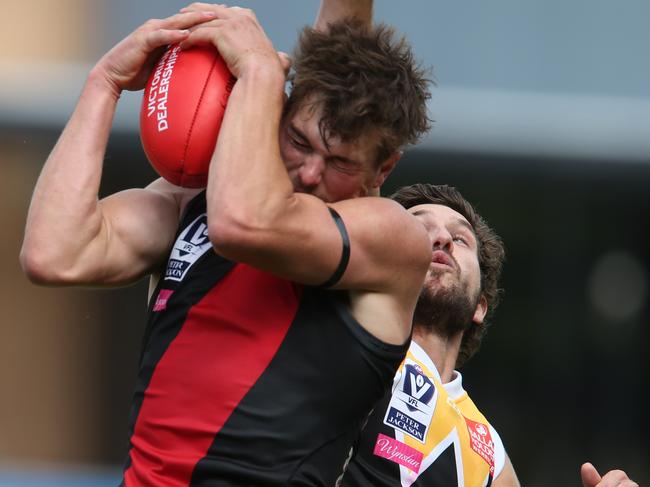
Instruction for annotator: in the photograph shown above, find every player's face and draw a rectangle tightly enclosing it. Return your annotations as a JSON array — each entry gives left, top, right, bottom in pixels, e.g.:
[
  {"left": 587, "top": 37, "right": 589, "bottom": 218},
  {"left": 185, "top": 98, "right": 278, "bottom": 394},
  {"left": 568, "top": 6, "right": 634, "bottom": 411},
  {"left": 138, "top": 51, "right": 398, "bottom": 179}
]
[
  {"left": 279, "top": 100, "right": 395, "bottom": 203},
  {"left": 410, "top": 204, "right": 486, "bottom": 325}
]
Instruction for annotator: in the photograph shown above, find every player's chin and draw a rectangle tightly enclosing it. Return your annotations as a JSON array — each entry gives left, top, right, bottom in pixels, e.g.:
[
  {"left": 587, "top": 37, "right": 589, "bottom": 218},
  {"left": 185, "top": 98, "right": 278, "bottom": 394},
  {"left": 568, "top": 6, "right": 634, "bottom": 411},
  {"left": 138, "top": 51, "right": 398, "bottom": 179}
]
[
  {"left": 296, "top": 187, "right": 334, "bottom": 203},
  {"left": 294, "top": 186, "right": 318, "bottom": 197},
  {"left": 328, "top": 188, "right": 366, "bottom": 203},
  {"left": 428, "top": 264, "right": 455, "bottom": 277},
  {"left": 426, "top": 269, "right": 456, "bottom": 287}
]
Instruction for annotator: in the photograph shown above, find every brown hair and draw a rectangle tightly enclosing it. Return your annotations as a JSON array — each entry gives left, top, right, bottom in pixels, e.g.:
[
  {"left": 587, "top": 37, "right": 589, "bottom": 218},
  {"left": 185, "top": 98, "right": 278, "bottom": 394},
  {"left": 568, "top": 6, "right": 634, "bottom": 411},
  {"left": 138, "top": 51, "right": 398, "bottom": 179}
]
[
  {"left": 390, "top": 184, "right": 506, "bottom": 367},
  {"left": 287, "top": 20, "right": 432, "bottom": 163}
]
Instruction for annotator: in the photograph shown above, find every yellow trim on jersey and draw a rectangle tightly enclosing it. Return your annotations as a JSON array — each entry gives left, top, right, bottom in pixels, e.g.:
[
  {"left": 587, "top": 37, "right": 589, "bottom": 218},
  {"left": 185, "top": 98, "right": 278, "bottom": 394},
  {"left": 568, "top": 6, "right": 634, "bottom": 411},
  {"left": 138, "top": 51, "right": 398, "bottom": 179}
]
[{"left": 387, "top": 348, "right": 495, "bottom": 486}]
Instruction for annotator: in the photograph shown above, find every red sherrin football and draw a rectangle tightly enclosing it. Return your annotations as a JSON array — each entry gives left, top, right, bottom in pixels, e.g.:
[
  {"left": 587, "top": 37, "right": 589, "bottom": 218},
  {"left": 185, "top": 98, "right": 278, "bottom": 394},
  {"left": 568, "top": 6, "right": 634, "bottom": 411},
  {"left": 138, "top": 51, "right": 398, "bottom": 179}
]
[{"left": 140, "top": 44, "right": 235, "bottom": 188}]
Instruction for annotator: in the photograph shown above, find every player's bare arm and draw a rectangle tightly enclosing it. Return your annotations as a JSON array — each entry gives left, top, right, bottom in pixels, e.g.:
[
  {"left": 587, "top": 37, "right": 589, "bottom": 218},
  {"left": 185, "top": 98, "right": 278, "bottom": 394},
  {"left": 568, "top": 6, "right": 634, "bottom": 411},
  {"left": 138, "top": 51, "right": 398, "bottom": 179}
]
[
  {"left": 492, "top": 455, "right": 521, "bottom": 487},
  {"left": 314, "top": 0, "right": 373, "bottom": 30},
  {"left": 20, "top": 11, "right": 214, "bottom": 286}
]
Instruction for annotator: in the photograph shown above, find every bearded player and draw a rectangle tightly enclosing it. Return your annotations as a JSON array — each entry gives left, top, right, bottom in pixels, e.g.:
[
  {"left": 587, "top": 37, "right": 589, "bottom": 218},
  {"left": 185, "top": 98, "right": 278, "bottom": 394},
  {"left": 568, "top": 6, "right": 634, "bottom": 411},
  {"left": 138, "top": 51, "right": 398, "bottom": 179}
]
[
  {"left": 340, "top": 183, "right": 517, "bottom": 486},
  {"left": 341, "top": 184, "right": 639, "bottom": 487}
]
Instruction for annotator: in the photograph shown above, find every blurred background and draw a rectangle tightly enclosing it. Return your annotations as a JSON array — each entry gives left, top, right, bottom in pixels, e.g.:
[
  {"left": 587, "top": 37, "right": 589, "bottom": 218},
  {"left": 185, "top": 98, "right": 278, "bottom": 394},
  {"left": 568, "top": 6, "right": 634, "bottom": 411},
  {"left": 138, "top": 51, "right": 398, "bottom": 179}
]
[{"left": 1, "top": 1, "right": 648, "bottom": 485}]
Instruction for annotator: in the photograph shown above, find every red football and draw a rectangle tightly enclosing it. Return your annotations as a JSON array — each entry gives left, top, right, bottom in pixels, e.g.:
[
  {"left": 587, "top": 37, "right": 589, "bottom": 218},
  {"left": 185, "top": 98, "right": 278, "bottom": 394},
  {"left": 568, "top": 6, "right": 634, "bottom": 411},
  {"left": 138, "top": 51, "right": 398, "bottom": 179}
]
[{"left": 140, "top": 44, "right": 235, "bottom": 188}]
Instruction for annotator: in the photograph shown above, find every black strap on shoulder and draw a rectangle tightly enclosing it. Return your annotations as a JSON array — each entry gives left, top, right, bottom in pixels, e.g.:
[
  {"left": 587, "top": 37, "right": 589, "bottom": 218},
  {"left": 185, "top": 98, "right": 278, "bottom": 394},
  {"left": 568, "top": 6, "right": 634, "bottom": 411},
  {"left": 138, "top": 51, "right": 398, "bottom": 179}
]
[{"left": 319, "top": 207, "right": 351, "bottom": 288}]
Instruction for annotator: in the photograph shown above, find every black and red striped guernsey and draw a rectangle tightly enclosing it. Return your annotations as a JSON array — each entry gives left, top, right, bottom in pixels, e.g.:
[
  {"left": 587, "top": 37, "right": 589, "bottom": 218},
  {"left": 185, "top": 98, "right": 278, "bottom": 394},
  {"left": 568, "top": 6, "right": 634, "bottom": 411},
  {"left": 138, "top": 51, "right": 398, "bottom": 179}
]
[{"left": 121, "top": 192, "right": 409, "bottom": 486}]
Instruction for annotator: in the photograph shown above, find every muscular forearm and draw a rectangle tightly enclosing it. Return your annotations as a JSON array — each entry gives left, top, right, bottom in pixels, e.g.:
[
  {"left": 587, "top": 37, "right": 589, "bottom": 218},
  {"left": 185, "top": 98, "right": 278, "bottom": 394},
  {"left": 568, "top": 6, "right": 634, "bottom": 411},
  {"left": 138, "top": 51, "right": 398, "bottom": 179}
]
[
  {"left": 207, "top": 60, "right": 290, "bottom": 242},
  {"left": 314, "top": 0, "right": 373, "bottom": 31},
  {"left": 20, "top": 71, "right": 119, "bottom": 282},
  {"left": 22, "top": 10, "right": 222, "bottom": 286}
]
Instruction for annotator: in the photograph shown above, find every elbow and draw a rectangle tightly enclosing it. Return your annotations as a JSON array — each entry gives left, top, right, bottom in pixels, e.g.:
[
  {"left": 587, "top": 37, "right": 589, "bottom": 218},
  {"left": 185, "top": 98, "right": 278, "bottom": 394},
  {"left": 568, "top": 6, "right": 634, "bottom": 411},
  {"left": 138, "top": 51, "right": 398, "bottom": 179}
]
[
  {"left": 207, "top": 218, "right": 234, "bottom": 257},
  {"left": 19, "top": 243, "right": 72, "bottom": 285},
  {"left": 206, "top": 192, "right": 291, "bottom": 261},
  {"left": 207, "top": 210, "right": 263, "bottom": 261},
  {"left": 20, "top": 245, "right": 55, "bottom": 284}
]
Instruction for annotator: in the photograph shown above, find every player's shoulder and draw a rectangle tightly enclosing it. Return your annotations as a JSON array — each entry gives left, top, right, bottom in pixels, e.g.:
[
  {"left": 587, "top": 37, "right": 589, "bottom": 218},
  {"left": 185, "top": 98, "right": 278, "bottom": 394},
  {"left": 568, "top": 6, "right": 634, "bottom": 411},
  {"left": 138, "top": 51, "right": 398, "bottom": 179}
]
[
  {"left": 333, "top": 196, "right": 431, "bottom": 290},
  {"left": 331, "top": 195, "right": 414, "bottom": 220},
  {"left": 146, "top": 178, "right": 204, "bottom": 218},
  {"left": 331, "top": 196, "right": 430, "bottom": 251}
]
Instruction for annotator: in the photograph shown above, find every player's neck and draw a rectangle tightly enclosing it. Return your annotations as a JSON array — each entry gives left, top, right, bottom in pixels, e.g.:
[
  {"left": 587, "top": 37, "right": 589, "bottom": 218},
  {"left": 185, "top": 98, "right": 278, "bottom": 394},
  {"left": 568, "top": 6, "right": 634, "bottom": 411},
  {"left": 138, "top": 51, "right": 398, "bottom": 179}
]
[{"left": 411, "top": 325, "right": 462, "bottom": 383}]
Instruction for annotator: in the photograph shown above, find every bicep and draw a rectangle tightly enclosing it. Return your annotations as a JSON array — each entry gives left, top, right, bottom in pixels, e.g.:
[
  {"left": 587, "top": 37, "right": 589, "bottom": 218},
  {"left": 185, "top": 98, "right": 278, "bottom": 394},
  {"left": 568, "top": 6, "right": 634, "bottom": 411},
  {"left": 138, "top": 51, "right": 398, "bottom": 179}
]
[
  {"left": 85, "top": 180, "right": 186, "bottom": 284},
  {"left": 327, "top": 197, "right": 431, "bottom": 292},
  {"left": 218, "top": 195, "right": 431, "bottom": 293}
]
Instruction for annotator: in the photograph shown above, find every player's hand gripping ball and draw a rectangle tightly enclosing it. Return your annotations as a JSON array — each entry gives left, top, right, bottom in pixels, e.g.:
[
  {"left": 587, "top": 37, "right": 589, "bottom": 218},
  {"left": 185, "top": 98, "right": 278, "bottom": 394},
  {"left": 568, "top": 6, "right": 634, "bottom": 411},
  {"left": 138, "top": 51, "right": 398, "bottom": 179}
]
[{"left": 140, "top": 44, "right": 235, "bottom": 188}]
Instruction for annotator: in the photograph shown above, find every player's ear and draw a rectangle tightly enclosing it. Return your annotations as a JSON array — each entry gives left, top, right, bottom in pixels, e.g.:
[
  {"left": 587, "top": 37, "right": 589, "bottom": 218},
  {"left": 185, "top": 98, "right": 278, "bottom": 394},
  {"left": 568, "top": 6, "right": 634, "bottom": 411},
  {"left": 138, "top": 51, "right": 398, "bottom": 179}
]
[
  {"left": 372, "top": 151, "right": 401, "bottom": 189},
  {"left": 472, "top": 295, "right": 488, "bottom": 325}
]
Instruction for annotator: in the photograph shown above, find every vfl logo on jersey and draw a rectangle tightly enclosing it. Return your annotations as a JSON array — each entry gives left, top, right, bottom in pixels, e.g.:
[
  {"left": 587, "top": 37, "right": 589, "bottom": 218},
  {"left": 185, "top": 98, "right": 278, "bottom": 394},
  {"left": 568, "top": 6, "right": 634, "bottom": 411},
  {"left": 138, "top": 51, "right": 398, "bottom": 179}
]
[
  {"left": 402, "top": 364, "right": 435, "bottom": 411},
  {"left": 384, "top": 361, "right": 437, "bottom": 443},
  {"left": 464, "top": 416, "right": 495, "bottom": 475},
  {"left": 165, "top": 213, "right": 212, "bottom": 282}
]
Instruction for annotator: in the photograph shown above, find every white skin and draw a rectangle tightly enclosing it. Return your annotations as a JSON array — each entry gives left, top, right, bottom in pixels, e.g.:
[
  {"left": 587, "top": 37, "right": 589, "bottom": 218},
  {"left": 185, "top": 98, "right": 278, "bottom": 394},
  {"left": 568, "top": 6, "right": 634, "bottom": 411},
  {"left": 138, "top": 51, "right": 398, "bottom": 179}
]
[
  {"left": 20, "top": 1, "right": 431, "bottom": 346},
  {"left": 281, "top": 99, "right": 389, "bottom": 202},
  {"left": 581, "top": 463, "right": 639, "bottom": 487},
  {"left": 409, "top": 203, "right": 520, "bottom": 487}
]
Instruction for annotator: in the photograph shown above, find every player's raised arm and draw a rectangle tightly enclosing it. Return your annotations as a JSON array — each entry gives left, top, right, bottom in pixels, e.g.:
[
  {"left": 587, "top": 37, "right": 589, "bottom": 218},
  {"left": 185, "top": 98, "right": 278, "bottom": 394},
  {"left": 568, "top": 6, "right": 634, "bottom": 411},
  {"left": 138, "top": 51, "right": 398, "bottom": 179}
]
[
  {"left": 178, "top": 5, "right": 431, "bottom": 290},
  {"left": 20, "top": 11, "right": 214, "bottom": 286},
  {"left": 314, "top": 0, "right": 373, "bottom": 31}
]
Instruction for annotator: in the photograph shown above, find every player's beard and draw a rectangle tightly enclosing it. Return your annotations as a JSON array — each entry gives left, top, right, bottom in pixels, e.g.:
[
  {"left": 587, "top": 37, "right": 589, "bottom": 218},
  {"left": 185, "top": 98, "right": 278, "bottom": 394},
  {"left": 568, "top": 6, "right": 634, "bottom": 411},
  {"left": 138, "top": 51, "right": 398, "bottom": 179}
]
[{"left": 413, "top": 269, "right": 480, "bottom": 338}]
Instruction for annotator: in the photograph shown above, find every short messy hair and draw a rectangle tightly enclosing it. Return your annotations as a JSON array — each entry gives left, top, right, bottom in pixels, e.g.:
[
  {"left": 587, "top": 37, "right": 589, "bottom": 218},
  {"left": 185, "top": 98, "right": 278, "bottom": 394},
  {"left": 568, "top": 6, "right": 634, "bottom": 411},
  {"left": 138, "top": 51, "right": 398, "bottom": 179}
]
[
  {"left": 287, "top": 20, "right": 432, "bottom": 163},
  {"left": 390, "top": 184, "right": 506, "bottom": 367}
]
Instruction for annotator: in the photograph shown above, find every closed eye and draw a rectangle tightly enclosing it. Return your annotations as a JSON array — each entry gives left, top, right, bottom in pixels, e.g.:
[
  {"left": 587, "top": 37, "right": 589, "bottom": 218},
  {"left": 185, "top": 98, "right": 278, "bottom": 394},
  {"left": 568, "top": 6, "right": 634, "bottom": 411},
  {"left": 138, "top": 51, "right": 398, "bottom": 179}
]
[
  {"left": 287, "top": 125, "right": 311, "bottom": 151},
  {"left": 290, "top": 134, "right": 310, "bottom": 151},
  {"left": 329, "top": 158, "right": 361, "bottom": 175}
]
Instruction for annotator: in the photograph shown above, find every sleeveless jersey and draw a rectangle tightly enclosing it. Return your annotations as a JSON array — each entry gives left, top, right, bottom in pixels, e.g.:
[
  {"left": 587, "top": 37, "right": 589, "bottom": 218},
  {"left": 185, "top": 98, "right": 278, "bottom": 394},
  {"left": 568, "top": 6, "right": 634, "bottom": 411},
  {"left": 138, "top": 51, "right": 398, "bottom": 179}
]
[
  {"left": 341, "top": 341, "right": 506, "bottom": 487},
  {"left": 121, "top": 192, "right": 408, "bottom": 486}
]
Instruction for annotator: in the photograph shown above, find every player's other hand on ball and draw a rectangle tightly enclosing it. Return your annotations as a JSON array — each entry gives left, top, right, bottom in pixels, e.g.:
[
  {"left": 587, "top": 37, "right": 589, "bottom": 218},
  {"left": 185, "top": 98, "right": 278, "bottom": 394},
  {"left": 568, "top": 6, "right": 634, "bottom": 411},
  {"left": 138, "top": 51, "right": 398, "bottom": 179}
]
[
  {"left": 581, "top": 463, "right": 639, "bottom": 487},
  {"left": 178, "top": 4, "right": 284, "bottom": 80},
  {"left": 91, "top": 9, "right": 218, "bottom": 96}
]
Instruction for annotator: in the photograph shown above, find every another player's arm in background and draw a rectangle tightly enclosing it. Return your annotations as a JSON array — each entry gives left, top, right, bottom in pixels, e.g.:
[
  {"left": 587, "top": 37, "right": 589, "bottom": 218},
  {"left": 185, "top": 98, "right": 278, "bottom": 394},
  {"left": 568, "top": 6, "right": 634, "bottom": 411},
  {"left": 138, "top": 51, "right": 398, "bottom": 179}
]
[
  {"left": 314, "top": 0, "right": 373, "bottom": 30},
  {"left": 581, "top": 463, "right": 639, "bottom": 487},
  {"left": 492, "top": 456, "right": 521, "bottom": 487},
  {"left": 20, "top": 11, "right": 215, "bottom": 286}
]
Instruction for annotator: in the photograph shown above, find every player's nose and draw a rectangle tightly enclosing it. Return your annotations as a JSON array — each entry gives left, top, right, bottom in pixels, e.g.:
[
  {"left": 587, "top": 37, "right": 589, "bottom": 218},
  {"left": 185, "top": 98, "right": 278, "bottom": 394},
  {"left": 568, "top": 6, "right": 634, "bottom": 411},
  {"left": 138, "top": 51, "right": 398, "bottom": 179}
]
[
  {"left": 298, "top": 155, "right": 325, "bottom": 188},
  {"left": 430, "top": 227, "right": 453, "bottom": 251}
]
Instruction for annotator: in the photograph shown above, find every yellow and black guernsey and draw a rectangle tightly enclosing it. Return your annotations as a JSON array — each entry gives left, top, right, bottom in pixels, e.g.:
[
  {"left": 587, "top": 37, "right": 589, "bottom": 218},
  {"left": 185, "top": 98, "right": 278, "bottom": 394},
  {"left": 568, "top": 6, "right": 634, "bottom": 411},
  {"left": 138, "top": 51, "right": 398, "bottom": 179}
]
[
  {"left": 341, "top": 341, "right": 507, "bottom": 487},
  {"left": 120, "top": 192, "right": 408, "bottom": 486}
]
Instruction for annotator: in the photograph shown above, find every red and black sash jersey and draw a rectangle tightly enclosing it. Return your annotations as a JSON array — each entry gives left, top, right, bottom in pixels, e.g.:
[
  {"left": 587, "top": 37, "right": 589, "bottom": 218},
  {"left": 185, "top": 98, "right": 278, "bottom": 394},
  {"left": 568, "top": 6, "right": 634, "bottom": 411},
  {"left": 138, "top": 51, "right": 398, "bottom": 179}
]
[{"left": 121, "top": 192, "right": 409, "bottom": 486}]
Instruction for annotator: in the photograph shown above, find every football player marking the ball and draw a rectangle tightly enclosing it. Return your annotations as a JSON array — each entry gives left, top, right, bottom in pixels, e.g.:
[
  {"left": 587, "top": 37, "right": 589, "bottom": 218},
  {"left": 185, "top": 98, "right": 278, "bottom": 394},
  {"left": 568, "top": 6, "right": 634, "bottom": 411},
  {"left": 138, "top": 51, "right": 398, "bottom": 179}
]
[{"left": 21, "top": 2, "right": 433, "bottom": 486}]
